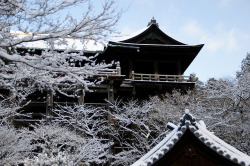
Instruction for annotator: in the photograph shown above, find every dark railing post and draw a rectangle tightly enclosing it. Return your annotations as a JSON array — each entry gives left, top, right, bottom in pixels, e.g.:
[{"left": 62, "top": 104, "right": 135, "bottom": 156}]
[{"left": 116, "top": 61, "right": 121, "bottom": 75}]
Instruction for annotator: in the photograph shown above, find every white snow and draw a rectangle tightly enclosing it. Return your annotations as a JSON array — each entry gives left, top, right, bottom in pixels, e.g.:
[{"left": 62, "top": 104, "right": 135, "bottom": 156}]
[
  {"left": 115, "top": 26, "right": 150, "bottom": 42},
  {"left": 12, "top": 31, "right": 105, "bottom": 52}
]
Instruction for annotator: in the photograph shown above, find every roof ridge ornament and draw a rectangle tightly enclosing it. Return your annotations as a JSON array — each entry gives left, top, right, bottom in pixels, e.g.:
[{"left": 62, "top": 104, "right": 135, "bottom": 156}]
[
  {"left": 147, "top": 17, "right": 159, "bottom": 27},
  {"left": 180, "top": 109, "right": 196, "bottom": 126}
]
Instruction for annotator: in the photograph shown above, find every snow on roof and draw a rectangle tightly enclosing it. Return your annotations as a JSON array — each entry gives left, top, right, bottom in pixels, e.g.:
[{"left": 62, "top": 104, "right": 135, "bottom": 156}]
[
  {"left": 114, "top": 26, "right": 150, "bottom": 42},
  {"left": 11, "top": 31, "right": 105, "bottom": 52},
  {"left": 131, "top": 109, "right": 250, "bottom": 166}
]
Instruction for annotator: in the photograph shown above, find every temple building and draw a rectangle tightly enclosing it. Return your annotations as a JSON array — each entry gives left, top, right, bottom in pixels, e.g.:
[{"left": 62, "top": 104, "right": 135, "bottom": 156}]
[
  {"left": 11, "top": 18, "right": 204, "bottom": 123},
  {"left": 132, "top": 109, "right": 250, "bottom": 166},
  {"left": 88, "top": 18, "right": 204, "bottom": 101}
]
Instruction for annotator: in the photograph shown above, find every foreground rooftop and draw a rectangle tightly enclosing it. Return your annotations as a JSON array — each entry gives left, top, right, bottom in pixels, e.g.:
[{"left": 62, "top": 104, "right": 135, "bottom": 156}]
[{"left": 132, "top": 109, "right": 250, "bottom": 166}]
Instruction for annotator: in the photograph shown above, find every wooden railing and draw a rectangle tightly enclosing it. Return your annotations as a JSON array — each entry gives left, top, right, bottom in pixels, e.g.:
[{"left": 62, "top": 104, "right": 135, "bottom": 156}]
[
  {"left": 97, "top": 67, "right": 121, "bottom": 76},
  {"left": 131, "top": 71, "right": 191, "bottom": 82}
]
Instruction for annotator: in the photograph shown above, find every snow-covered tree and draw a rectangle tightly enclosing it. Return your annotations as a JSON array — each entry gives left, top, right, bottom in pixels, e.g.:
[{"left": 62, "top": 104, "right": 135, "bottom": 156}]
[
  {"left": 51, "top": 98, "right": 169, "bottom": 165},
  {"left": 0, "top": 0, "right": 120, "bottom": 165},
  {"left": 0, "top": 124, "right": 32, "bottom": 165},
  {"left": 48, "top": 52, "right": 250, "bottom": 164},
  {"left": 0, "top": 0, "right": 119, "bottom": 82},
  {"left": 52, "top": 104, "right": 114, "bottom": 165},
  {"left": 108, "top": 98, "right": 169, "bottom": 165},
  {"left": 1, "top": 76, "right": 249, "bottom": 165},
  {"left": 237, "top": 53, "right": 250, "bottom": 78},
  {"left": 0, "top": 122, "right": 110, "bottom": 165},
  {"left": 107, "top": 54, "right": 250, "bottom": 163},
  {"left": 21, "top": 123, "right": 110, "bottom": 166},
  {"left": 0, "top": 0, "right": 120, "bottom": 122}
]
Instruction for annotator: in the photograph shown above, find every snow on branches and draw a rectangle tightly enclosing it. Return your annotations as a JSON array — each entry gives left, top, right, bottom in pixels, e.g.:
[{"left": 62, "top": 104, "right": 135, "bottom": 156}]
[
  {"left": 0, "top": 0, "right": 120, "bottom": 121},
  {"left": 0, "top": 0, "right": 119, "bottom": 92}
]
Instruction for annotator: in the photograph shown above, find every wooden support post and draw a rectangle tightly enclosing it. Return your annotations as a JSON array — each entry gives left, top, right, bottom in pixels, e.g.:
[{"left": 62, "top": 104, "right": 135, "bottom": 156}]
[
  {"left": 177, "top": 61, "right": 182, "bottom": 75},
  {"left": 108, "top": 80, "right": 114, "bottom": 122},
  {"left": 128, "top": 59, "right": 133, "bottom": 78},
  {"left": 77, "top": 85, "right": 85, "bottom": 105},
  {"left": 177, "top": 61, "right": 183, "bottom": 81},
  {"left": 116, "top": 61, "right": 121, "bottom": 75},
  {"left": 116, "top": 67, "right": 121, "bottom": 75},
  {"left": 46, "top": 90, "right": 53, "bottom": 122},
  {"left": 107, "top": 80, "right": 115, "bottom": 165},
  {"left": 78, "top": 92, "right": 84, "bottom": 105},
  {"left": 154, "top": 61, "right": 158, "bottom": 74},
  {"left": 154, "top": 61, "right": 159, "bottom": 81},
  {"left": 132, "top": 71, "right": 135, "bottom": 80}
]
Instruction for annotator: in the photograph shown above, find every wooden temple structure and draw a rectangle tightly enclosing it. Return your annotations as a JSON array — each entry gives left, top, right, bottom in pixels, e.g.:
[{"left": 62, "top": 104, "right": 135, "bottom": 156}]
[
  {"left": 89, "top": 18, "right": 204, "bottom": 101},
  {"left": 8, "top": 18, "right": 204, "bottom": 124}
]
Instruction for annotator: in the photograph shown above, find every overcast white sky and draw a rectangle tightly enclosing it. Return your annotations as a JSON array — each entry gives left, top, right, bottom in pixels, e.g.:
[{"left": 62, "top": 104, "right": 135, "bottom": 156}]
[{"left": 109, "top": 0, "right": 250, "bottom": 82}]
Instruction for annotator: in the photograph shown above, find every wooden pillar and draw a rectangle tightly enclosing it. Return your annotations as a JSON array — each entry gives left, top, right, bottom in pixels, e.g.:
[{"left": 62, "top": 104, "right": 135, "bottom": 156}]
[
  {"left": 8, "top": 90, "right": 14, "bottom": 125},
  {"left": 78, "top": 93, "right": 84, "bottom": 105},
  {"left": 128, "top": 59, "right": 133, "bottom": 79},
  {"left": 177, "top": 61, "right": 182, "bottom": 75},
  {"left": 132, "top": 71, "right": 135, "bottom": 80},
  {"left": 107, "top": 82, "right": 115, "bottom": 122},
  {"left": 46, "top": 90, "right": 53, "bottom": 122},
  {"left": 108, "top": 80, "right": 114, "bottom": 113},
  {"left": 154, "top": 61, "right": 158, "bottom": 75},
  {"left": 77, "top": 85, "right": 85, "bottom": 105},
  {"left": 107, "top": 80, "right": 115, "bottom": 165},
  {"left": 154, "top": 61, "right": 159, "bottom": 81},
  {"left": 116, "top": 62, "right": 121, "bottom": 75}
]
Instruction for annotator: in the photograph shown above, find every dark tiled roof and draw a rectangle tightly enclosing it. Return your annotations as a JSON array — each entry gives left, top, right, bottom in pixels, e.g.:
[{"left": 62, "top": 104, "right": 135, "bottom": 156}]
[{"left": 132, "top": 109, "right": 250, "bottom": 166}]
